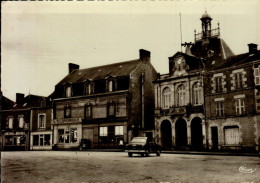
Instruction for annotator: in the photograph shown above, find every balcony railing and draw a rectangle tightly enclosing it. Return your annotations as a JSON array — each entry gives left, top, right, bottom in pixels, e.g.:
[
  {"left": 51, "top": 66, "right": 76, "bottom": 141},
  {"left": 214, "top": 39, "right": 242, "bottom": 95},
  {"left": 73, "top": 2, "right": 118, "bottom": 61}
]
[
  {"left": 195, "top": 28, "right": 220, "bottom": 42},
  {"left": 155, "top": 105, "right": 204, "bottom": 116}
]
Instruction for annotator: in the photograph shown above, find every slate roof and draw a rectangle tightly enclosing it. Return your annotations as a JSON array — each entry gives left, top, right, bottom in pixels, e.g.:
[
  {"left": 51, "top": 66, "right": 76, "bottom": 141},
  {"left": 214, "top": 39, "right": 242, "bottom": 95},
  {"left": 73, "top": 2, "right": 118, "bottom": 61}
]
[
  {"left": 190, "top": 37, "right": 234, "bottom": 68},
  {"left": 12, "top": 94, "right": 47, "bottom": 110},
  {"left": 56, "top": 59, "right": 141, "bottom": 86},
  {"left": 2, "top": 96, "right": 15, "bottom": 110},
  {"left": 210, "top": 50, "right": 260, "bottom": 71}
]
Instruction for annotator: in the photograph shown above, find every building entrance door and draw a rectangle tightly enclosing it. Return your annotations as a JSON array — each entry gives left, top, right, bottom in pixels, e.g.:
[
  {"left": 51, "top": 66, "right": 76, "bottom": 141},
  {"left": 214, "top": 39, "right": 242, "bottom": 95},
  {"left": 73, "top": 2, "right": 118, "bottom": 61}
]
[
  {"left": 175, "top": 118, "right": 187, "bottom": 149},
  {"left": 160, "top": 120, "right": 172, "bottom": 150},
  {"left": 191, "top": 117, "right": 203, "bottom": 150},
  {"left": 211, "top": 127, "right": 218, "bottom": 150}
]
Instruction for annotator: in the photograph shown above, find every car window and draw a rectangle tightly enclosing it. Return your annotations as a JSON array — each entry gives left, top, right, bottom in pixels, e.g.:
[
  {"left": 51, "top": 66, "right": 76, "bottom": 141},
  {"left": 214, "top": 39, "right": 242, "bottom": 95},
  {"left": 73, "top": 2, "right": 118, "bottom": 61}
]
[{"left": 131, "top": 138, "right": 147, "bottom": 143}]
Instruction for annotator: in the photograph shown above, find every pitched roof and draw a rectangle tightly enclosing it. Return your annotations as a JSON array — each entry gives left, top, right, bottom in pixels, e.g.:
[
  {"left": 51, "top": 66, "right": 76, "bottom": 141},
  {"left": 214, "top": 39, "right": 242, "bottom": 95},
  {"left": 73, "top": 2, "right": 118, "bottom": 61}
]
[
  {"left": 210, "top": 50, "right": 260, "bottom": 70},
  {"left": 2, "top": 96, "right": 15, "bottom": 110},
  {"left": 12, "top": 94, "right": 47, "bottom": 110},
  {"left": 190, "top": 37, "right": 234, "bottom": 68},
  {"left": 56, "top": 59, "right": 141, "bottom": 86}
]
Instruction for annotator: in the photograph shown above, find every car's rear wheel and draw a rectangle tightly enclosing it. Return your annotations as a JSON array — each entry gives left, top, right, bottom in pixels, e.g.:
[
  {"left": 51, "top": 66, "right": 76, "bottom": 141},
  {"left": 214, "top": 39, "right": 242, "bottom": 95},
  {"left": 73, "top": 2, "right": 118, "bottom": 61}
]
[
  {"left": 156, "top": 150, "right": 161, "bottom": 156},
  {"left": 146, "top": 149, "right": 150, "bottom": 157},
  {"left": 128, "top": 152, "right": 132, "bottom": 157}
]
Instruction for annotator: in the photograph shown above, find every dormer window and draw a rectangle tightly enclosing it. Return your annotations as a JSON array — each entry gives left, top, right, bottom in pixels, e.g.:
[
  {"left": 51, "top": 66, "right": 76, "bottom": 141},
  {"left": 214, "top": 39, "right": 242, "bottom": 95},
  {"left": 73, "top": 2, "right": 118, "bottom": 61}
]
[
  {"left": 66, "top": 86, "right": 72, "bottom": 97},
  {"left": 108, "top": 80, "right": 114, "bottom": 92},
  {"left": 86, "top": 83, "right": 92, "bottom": 95}
]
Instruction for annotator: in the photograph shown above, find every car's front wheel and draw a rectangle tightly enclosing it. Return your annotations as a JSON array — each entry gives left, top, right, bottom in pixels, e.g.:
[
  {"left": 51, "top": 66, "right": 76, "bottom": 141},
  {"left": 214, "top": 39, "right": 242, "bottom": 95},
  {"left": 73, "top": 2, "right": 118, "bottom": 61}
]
[
  {"left": 128, "top": 152, "right": 132, "bottom": 157},
  {"left": 156, "top": 150, "right": 161, "bottom": 156}
]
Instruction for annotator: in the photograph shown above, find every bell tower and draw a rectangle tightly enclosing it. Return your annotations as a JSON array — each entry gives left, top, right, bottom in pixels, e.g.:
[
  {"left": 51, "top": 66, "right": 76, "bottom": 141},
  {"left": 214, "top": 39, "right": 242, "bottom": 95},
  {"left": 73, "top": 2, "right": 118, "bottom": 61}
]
[{"left": 200, "top": 11, "right": 212, "bottom": 39}]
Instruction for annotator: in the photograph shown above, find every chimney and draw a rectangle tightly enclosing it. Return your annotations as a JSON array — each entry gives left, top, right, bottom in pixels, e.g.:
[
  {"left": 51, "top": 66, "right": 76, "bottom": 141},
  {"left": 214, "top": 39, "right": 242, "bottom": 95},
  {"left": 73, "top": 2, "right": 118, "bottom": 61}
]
[
  {"left": 139, "top": 49, "right": 151, "bottom": 62},
  {"left": 68, "top": 63, "right": 80, "bottom": 74},
  {"left": 16, "top": 93, "right": 24, "bottom": 104},
  {"left": 248, "top": 43, "right": 258, "bottom": 54}
]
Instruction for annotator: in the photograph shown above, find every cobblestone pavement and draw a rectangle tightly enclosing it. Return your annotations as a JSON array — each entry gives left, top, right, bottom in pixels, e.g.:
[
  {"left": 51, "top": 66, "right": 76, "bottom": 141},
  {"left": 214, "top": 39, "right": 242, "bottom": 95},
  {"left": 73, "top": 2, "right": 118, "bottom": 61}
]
[{"left": 1, "top": 151, "right": 260, "bottom": 183}]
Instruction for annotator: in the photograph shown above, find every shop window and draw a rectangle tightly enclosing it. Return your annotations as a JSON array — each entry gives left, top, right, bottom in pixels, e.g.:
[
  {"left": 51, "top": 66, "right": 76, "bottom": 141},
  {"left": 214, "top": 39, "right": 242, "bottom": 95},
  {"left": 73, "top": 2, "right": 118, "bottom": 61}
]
[
  {"left": 224, "top": 126, "right": 239, "bottom": 145},
  {"left": 33, "top": 135, "right": 39, "bottom": 146},
  {"left": 40, "top": 135, "right": 44, "bottom": 146},
  {"left": 58, "top": 129, "right": 65, "bottom": 143},
  {"left": 45, "top": 135, "right": 50, "bottom": 146},
  {"left": 235, "top": 98, "right": 245, "bottom": 115},
  {"left": 38, "top": 114, "right": 46, "bottom": 128},
  {"left": 5, "top": 136, "right": 12, "bottom": 145},
  {"left": 115, "top": 126, "right": 123, "bottom": 136},
  {"left": 162, "top": 87, "right": 171, "bottom": 108},
  {"left": 18, "top": 116, "right": 24, "bottom": 128},
  {"left": 193, "top": 82, "right": 203, "bottom": 105},
  {"left": 70, "top": 128, "right": 77, "bottom": 143},
  {"left": 99, "top": 126, "right": 108, "bottom": 143}
]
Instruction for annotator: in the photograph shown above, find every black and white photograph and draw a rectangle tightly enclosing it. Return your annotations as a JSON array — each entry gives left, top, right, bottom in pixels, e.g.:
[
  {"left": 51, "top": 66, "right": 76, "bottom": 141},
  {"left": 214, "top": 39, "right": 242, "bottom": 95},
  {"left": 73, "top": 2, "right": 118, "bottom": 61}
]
[{"left": 1, "top": 0, "right": 260, "bottom": 182}]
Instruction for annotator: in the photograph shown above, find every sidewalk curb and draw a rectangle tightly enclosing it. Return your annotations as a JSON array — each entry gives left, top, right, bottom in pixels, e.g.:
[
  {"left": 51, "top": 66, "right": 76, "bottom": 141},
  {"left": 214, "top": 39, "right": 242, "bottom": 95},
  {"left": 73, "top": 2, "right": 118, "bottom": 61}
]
[{"left": 83, "top": 149, "right": 258, "bottom": 157}]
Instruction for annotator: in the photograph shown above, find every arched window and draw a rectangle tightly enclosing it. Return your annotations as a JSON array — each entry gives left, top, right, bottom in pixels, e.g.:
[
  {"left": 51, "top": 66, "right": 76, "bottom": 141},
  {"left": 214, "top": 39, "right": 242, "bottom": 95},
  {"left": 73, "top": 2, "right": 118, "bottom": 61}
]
[
  {"left": 193, "top": 82, "right": 203, "bottom": 105},
  {"left": 162, "top": 87, "right": 171, "bottom": 108},
  {"left": 177, "top": 84, "right": 186, "bottom": 106}
]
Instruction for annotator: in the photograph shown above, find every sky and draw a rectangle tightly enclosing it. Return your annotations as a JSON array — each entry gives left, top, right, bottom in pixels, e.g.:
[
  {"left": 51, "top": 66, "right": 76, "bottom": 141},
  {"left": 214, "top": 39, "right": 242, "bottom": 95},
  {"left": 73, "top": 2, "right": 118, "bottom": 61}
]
[{"left": 2, "top": 1, "right": 260, "bottom": 101}]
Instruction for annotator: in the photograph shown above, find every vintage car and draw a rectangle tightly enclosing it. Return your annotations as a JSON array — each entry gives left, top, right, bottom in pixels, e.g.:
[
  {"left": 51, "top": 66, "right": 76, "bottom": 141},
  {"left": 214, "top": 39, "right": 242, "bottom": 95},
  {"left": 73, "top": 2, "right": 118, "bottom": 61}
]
[
  {"left": 78, "top": 139, "right": 91, "bottom": 151},
  {"left": 125, "top": 137, "right": 161, "bottom": 157}
]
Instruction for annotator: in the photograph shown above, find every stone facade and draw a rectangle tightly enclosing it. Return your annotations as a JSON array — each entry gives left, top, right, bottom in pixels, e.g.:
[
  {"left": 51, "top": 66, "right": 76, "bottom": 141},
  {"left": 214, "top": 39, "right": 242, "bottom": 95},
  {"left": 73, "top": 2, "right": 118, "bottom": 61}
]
[{"left": 52, "top": 49, "right": 157, "bottom": 149}]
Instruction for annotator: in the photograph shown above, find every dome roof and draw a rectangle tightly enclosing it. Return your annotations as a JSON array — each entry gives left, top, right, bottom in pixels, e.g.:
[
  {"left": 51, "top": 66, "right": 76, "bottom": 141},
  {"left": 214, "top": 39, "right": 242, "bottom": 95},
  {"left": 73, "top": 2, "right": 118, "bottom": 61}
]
[{"left": 201, "top": 11, "right": 212, "bottom": 19}]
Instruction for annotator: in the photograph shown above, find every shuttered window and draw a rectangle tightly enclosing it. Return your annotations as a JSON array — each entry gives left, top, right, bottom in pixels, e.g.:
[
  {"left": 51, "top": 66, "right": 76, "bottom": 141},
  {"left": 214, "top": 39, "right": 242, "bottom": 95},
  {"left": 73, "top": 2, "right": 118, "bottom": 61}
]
[{"left": 224, "top": 127, "right": 239, "bottom": 145}]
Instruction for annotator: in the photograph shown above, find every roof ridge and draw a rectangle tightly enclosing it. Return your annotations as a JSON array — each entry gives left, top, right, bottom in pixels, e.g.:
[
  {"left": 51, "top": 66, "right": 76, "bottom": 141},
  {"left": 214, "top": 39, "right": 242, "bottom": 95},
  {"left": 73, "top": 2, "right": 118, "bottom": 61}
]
[{"left": 77, "top": 59, "right": 139, "bottom": 72}]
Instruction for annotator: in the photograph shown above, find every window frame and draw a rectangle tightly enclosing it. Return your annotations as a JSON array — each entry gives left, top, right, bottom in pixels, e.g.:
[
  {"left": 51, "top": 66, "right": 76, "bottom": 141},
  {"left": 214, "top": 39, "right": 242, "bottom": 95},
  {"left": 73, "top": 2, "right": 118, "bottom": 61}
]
[
  {"left": 65, "top": 86, "right": 72, "bottom": 97},
  {"left": 64, "top": 106, "right": 71, "bottom": 118},
  {"left": 254, "top": 66, "right": 260, "bottom": 85},
  {"left": 7, "top": 117, "right": 14, "bottom": 129},
  {"left": 234, "top": 72, "right": 243, "bottom": 89},
  {"left": 162, "top": 87, "right": 171, "bottom": 109},
  {"left": 177, "top": 84, "right": 186, "bottom": 106},
  {"left": 235, "top": 98, "right": 245, "bottom": 115},
  {"left": 192, "top": 82, "right": 203, "bottom": 105},
  {"left": 38, "top": 114, "right": 46, "bottom": 129},
  {"left": 115, "top": 126, "right": 124, "bottom": 136},
  {"left": 215, "top": 76, "right": 223, "bottom": 92},
  {"left": 216, "top": 101, "right": 224, "bottom": 117},
  {"left": 99, "top": 127, "right": 108, "bottom": 137}
]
